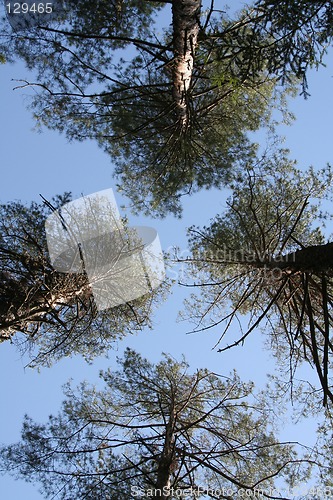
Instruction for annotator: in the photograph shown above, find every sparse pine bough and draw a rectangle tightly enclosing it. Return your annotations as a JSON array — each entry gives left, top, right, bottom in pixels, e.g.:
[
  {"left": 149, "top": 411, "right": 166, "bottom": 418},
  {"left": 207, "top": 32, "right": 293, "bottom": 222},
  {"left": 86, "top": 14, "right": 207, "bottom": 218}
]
[
  {"left": 244, "top": 0, "right": 333, "bottom": 95},
  {"left": 180, "top": 147, "right": 333, "bottom": 407},
  {"left": 0, "top": 349, "right": 313, "bottom": 499}
]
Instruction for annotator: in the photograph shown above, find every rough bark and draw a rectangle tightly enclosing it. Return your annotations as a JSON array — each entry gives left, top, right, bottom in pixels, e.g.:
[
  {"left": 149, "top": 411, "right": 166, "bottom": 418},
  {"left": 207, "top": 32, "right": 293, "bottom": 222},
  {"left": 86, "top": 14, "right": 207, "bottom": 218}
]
[
  {"left": 242, "top": 243, "right": 333, "bottom": 273},
  {"left": 266, "top": 242, "right": 333, "bottom": 273},
  {"left": 282, "top": 242, "right": 333, "bottom": 272},
  {"left": 171, "top": 0, "right": 201, "bottom": 129}
]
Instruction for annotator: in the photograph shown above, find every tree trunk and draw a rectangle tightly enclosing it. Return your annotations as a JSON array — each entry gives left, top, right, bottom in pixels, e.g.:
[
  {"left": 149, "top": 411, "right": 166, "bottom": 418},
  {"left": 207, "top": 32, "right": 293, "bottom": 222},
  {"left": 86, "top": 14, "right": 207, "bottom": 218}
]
[
  {"left": 0, "top": 270, "right": 92, "bottom": 339},
  {"left": 172, "top": 0, "right": 201, "bottom": 130},
  {"left": 281, "top": 242, "right": 333, "bottom": 272},
  {"left": 155, "top": 407, "right": 176, "bottom": 498},
  {"left": 260, "top": 242, "right": 333, "bottom": 273},
  {"left": 244, "top": 242, "right": 333, "bottom": 273}
]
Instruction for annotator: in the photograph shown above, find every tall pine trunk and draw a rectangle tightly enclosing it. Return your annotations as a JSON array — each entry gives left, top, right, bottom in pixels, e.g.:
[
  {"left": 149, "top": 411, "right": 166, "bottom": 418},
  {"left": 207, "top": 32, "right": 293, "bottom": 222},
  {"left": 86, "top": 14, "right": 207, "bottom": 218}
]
[
  {"left": 254, "top": 242, "right": 333, "bottom": 273},
  {"left": 172, "top": 0, "right": 201, "bottom": 130},
  {"left": 155, "top": 406, "right": 176, "bottom": 498}
]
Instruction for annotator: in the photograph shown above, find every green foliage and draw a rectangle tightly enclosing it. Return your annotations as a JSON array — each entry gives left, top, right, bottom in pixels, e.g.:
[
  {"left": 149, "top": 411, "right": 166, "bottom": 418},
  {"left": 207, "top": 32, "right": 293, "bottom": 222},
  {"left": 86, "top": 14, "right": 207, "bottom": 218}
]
[
  {"left": 1, "top": 1, "right": 332, "bottom": 216},
  {"left": 0, "top": 349, "right": 311, "bottom": 498},
  {"left": 211, "top": 1, "right": 333, "bottom": 96},
  {"left": 181, "top": 146, "right": 333, "bottom": 405},
  {"left": 0, "top": 1, "right": 296, "bottom": 216},
  {"left": 107, "top": 64, "right": 279, "bottom": 216}
]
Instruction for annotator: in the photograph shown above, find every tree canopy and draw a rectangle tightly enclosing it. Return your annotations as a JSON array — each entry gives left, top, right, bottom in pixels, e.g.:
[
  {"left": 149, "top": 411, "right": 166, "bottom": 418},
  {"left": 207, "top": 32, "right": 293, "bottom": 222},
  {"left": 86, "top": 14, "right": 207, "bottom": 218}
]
[
  {"left": 0, "top": 349, "right": 313, "bottom": 499},
  {"left": 1, "top": 1, "right": 333, "bottom": 215},
  {"left": 180, "top": 146, "right": 333, "bottom": 406},
  {"left": 0, "top": 195, "right": 165, "bottom": 367},
  {"left": 0, "top": 0, "right": 296, "bottom": 216}
]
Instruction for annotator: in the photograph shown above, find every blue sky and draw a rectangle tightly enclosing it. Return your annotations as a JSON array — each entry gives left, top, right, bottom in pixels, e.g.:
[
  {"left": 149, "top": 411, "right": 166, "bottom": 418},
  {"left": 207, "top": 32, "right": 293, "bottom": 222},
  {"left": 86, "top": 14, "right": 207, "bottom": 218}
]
[{"left": 1, "top": 8, "right": 333, "bottom": 498}]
